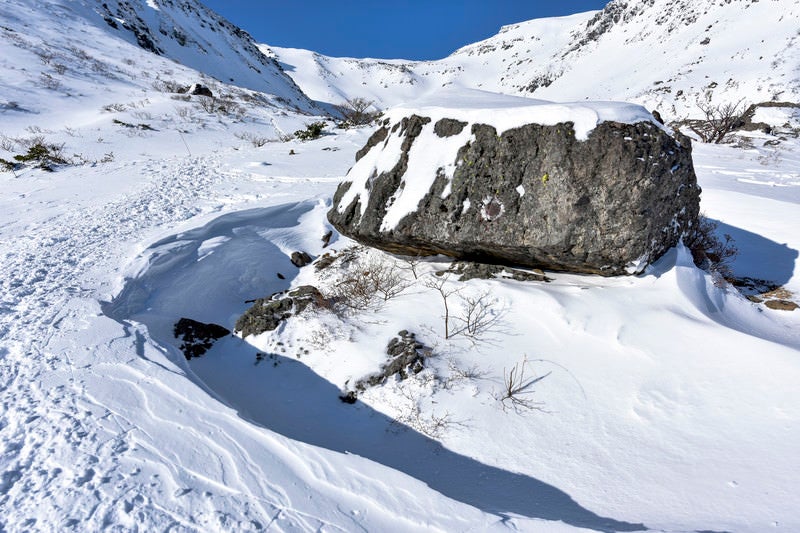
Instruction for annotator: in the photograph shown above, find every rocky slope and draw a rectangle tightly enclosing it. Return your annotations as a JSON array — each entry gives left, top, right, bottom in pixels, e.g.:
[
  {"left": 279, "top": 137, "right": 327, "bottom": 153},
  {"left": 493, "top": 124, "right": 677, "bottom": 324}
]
[{"left": 0, "top": 0, "right": 318, "bottom": 113}]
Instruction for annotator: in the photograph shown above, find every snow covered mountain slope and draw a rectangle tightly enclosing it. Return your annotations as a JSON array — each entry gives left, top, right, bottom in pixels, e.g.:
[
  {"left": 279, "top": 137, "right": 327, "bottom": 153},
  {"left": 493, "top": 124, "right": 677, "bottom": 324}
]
[
  {"left": 270, "top": 0, "right": 800, "bottom": 120},
  {"left": 0, "top": 0, "right": 317, "bottom": 113},
  {"left": 265, "top": 11, "right": 595, "bottom": 113}
]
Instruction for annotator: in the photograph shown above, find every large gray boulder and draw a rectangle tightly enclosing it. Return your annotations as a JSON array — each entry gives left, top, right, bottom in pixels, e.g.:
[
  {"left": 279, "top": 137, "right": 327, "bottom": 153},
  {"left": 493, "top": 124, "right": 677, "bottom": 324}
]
[{"left": 328, "top": 108, "right": 701, "bottom": 276}]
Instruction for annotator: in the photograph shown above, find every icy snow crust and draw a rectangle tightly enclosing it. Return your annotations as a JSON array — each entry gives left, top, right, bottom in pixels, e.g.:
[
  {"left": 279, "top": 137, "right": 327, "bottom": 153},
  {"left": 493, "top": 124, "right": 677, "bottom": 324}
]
[
  {"left": 1, "top": 0, "right": 800, "bottom": 532},
  {"left": 338, "top": 93, "right": 663, "bottom": 230}
]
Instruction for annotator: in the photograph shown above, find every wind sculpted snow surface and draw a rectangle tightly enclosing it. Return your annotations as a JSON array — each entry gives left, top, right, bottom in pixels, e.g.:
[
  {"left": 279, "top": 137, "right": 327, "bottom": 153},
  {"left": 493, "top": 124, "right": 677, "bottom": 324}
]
[{"left": 2, "top": 1, "right": 800, "bottom": 532}]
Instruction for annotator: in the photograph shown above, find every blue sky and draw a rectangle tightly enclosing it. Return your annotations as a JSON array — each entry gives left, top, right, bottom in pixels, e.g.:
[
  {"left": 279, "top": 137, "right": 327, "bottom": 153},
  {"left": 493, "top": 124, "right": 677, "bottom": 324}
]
[{"left": 200, "top": 1, "right": 608, "bottom": 60}]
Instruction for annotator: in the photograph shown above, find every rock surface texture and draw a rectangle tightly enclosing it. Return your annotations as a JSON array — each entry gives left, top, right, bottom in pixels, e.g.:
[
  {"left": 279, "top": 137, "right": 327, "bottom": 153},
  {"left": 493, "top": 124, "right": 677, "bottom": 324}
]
[
  {"left": 235, "top": 285, "right": 325, "bottom": 338},
  {"left": 328, "top": 108, "right": 701, "bottom": 275}
]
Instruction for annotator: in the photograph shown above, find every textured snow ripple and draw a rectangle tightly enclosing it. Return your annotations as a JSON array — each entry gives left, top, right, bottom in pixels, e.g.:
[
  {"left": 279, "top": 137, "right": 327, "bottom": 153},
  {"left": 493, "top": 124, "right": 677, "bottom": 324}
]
[{"left": 0, "top": 155, "right": 299, "bottom": 531}]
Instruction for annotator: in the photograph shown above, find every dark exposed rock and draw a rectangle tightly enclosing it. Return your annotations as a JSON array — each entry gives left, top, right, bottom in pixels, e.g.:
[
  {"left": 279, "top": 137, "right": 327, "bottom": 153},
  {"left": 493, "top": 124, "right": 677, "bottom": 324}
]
[
  {"left": 328, "top": 114, "right": 701, "bottom": 276},
  {"left": 445, "top": 262, "right": 552, "bottom": 282},
  {"left": 739, "top": 101, "right": 800, "bottom": 133},
  {"left": 314, "top": 252, "right": 337, "bottom": 271},
  {"left": 353, "top": 331, "right": 432, "bottom": 392},
  {"left": 434, "top": 118, "right": 468, "bottom": 137},
  {"left": 339, "top": 390, "right": 358, "bottom": 404},
  {"left": 764, "top": 300, "right": 798, "bottom": 311},
  {"left": 188, "top": 83, "right": 213, "bottom": 97},
  {"left": 290, "top": 251, "right": 313, "bottom": 267},
  {"left": 235, "top": 285, "right": 325, "bottom": 338},
  {"left": 322, "top": 230, "right": 334, "bottom": 247},
  {"left": 355, "top": 126, "right": 388, "bottom": 162},
  {"left": 651, "top": 110, "right": 664, "bottom": 124},
  {"left": 173, "top": 318, "right": 230, "bottom": 360}
]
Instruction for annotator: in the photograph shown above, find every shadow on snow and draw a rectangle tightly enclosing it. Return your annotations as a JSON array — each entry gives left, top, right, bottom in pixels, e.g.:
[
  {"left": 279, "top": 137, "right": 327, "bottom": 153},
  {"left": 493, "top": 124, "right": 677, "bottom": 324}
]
[{"left": 102, "top": 202, "right": 655, "bottom": 531}]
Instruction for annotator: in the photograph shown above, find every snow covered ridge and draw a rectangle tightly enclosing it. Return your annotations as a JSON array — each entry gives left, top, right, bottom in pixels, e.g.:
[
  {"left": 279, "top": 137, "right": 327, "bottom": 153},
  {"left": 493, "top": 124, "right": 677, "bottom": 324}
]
[{"left": 0, "top": 0, "right": 317, "bottom": 111}]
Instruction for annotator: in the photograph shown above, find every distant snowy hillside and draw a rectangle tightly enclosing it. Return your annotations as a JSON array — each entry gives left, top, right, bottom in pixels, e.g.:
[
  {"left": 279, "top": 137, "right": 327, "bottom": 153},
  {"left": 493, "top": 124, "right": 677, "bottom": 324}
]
[
  {"left": 270, "top": 0, "right": 800, "bottom": 120},
  {"left": 0, "top": 0, "right": 317, "bottom": 114},
  {"left": 264, "top": 11, "right": 594, "bottom": 113}
]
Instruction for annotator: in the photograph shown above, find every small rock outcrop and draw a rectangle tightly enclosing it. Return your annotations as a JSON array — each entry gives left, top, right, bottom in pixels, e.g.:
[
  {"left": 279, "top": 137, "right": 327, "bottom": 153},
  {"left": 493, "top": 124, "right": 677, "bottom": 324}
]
[
  {"left": 173, "top": 318, "right": 230, "bottom": 360},
  {"left": 235, "top": 286, "right": 325, "bottom": 338},
  {"left": 352, "top": 331, "right": 432, "bottom": 392},
  {"left": 290, "top": 251, "right": 313, "bottom": 267},
  {"left": 328, "top": 109, "right": 701, "bottom": 276},
  {"left": 445, "top": 262, "right": 551, "bottom": 282},
  {"left": 188, "top": 83, "right": 213, "bottom": 97}
]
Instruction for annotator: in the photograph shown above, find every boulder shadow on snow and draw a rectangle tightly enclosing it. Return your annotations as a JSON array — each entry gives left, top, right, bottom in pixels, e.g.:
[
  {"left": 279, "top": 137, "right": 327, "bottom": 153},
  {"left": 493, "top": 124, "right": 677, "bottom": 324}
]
[
  {"left": 102, "top": 201, "right": 720, "bottom": 532},
  {"left": 714, "top": 219, "right": 798, "bottom": 287},
  {"left": 190, "top": 336, "right": 647, "bottom": 533}
]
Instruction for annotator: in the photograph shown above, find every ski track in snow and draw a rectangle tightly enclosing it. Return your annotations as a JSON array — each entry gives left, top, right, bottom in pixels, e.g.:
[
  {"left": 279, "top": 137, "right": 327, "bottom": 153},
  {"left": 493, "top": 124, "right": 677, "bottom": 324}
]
[{"left": 0, "top": 156, "right": 330, "bottom": 531}]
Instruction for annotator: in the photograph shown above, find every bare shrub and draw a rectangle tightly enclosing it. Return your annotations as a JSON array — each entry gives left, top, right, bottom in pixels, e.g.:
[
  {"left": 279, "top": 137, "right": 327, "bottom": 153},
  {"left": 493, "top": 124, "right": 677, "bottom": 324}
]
[
  {"left": 195, "top": 95, "right": 218, "bottom": 113},
  {"left": 174, "top": 106, "right": 193, "bottom": 120},
  {"left": 131, "top": 111, "right": 153, "bottom": 121},
  {"left": 328, "top": 255, "right": 412, "bottom": 312},
  {"left": 90, "top": 59, "right": 110, "bottom": 75},
  {"left": 391, "top": 385, "right": 462, "bottom": 438},
  {"left": 214, "top": 99, "right": 246, "bottom": 119},
  {"left": 52, "top": 63, "right": 67, "bottom": 75},
  {"left": 684, "top": 214, "right": 739, "bottom": 281},
  {"left": 496, "top": 357, "right": 550, "bottom": 413},
  {"left": 234, "top": 131, "right": 269, "bottom": 147},
  {"left": 442, "top": 357, "right": 488, "bottom": 389},
  {"left": 68, "top": 46, "right": 92, "bottom": 61},
  {"left": 0, "top": 135, "right": 17, "bottom": 152},
  {"left": 399, "top": 255, "right": 424, "bottom": 279},
  {"left": 688, "top": 99, "right": 748, "bottom": 143},
  {"left": 36, "top": 50, "right": 54, "bottom": 65},
  {"left": 39, "top": 72, "right": 61, "bottom": 90},
  {"left": 102, "top": 103, "right": 127, "bottom": 113},
  {"left": 336, "top": 97, "right": 380, "bottom": 126},
  {"left": 423, "top": 272, "right": 462, "bottom": 339},
  {"left": 450, "top": 291, "right": 506, "bottom": 343},
  {"left": 152, "top": 78, "right": 186, "bottom": 93},
  {"left": 16, "top": 135, "right": 46, "bottom": 150}
]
